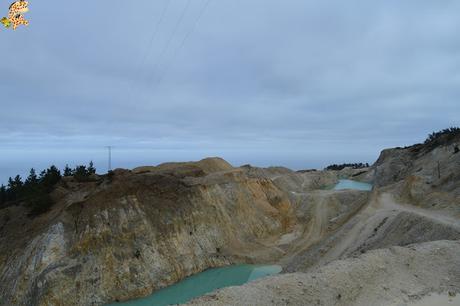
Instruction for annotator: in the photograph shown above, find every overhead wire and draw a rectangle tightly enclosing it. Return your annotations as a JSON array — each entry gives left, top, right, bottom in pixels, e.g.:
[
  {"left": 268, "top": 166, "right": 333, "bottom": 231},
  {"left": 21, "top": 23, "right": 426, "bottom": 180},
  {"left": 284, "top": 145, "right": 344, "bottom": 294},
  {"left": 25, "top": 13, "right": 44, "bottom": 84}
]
[
  {"left": 154, "top": 0, "right": 213, "bottom": 87},
  {"left": 145, "top": 0, "right": 192, "bottom": 87},
  {"left": 126, "top": 0, "right": 171, "bottom": 105},
  {"left": 138, "top": 0, "right": 171, "bottom": 75}
]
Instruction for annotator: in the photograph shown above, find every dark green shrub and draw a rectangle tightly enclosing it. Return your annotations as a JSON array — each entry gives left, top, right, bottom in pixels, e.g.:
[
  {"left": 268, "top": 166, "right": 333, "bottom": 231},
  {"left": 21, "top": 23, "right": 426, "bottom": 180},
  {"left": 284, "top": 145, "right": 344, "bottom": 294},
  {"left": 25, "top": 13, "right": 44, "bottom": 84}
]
[
  {"left": 87, "top": 161, "right": 96, "bottom": 175},
  {"left": 425, "top": 127, "right": 460, "bottom": 148},
  {"left": 63, "top": 164, "right": 73, "bottom": 177},
  {"left": 74, "top": 165, "right": 90, "bottom": 182},
  {"left": 325, "top": 163, "right": 370, "bottom": 171},
  {"left": 0, "top": 166, "right": 62, "bottom": 216},
  {"left": 27, "top": 193, "right": 54, "bottom": 216}
]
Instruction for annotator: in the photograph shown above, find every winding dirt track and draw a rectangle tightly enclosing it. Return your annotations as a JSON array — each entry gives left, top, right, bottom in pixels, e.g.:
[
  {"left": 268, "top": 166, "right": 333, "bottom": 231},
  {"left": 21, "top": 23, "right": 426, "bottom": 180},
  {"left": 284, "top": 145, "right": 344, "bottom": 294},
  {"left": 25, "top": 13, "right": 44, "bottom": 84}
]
[
  {"left": 281, "top": 190, "right": 460, "bottom": 271},
  {"left": 276, "top": 191, "right": 332, "bottom": 267},
  {"left": 377, "top": 193, "right": 460, "bottom": 227}
]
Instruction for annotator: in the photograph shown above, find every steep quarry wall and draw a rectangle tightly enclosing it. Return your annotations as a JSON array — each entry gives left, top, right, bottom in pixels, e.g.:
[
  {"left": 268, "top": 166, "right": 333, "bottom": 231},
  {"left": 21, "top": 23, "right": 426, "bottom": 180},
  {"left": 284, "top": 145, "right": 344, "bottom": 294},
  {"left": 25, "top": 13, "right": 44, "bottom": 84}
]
[
  {"left": 372, "top": 134, "right": 460, "bottom": 216},
  {"left": 0, "top": 159, "right": 296, "bottom": 306}
]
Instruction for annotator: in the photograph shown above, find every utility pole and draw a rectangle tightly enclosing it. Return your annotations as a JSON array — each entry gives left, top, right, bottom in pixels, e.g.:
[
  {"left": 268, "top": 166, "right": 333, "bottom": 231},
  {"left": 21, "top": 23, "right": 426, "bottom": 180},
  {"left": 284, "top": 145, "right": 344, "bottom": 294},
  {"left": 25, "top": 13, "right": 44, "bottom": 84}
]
[{"left": 106, "top": 146, "right": 112, "bottom": 172}]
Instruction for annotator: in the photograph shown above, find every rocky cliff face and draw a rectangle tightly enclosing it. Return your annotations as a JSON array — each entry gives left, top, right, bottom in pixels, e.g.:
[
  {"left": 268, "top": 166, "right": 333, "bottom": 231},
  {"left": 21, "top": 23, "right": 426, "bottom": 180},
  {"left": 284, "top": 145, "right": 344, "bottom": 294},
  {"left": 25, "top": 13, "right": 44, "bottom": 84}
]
[
  {"left": 372, "top": 133, "right": 460, "bottom": 215},
  {"left": 1, "top": 134, "right": 459, "bottom": 306},
  {"left": 0, "top": 158, "right": 296, "bottom": 306},
  {"left": 182, "top": 134, "right": 460, "bottom": 306}
]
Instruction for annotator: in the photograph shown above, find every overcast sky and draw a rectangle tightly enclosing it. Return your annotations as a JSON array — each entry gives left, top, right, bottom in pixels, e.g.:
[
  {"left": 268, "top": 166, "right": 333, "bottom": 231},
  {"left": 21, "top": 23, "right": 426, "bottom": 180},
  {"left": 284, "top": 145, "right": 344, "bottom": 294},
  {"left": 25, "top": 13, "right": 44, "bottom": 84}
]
[{"left": 1, "top": 0, "right": 459, "bottom": 183}]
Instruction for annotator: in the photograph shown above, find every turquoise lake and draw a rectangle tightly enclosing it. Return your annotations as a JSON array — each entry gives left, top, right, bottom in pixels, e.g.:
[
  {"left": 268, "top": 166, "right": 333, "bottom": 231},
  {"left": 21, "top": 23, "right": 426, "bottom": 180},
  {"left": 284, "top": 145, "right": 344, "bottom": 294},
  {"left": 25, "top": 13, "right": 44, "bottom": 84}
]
[
  {"left": 333, "top": 179, "right": 373, "bottom": 191},
  {"left": 108, "top": 264, "right": 282, "bottom": 306}
]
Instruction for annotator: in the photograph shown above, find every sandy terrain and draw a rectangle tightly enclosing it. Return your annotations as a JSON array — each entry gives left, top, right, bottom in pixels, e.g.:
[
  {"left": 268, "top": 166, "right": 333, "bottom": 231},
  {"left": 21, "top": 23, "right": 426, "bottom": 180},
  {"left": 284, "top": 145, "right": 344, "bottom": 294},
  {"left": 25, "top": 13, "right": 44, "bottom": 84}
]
[{"left": 186, "top": 240, "right": 460, "bottom": 306}]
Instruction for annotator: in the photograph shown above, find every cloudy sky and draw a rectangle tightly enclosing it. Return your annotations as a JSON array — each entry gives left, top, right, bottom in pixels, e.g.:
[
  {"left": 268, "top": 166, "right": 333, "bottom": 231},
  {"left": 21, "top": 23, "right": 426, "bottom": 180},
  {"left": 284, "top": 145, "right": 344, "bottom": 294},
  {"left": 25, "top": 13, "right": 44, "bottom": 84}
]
[{"left": 1, "top": 0, "right": 459, "bottom": 183}]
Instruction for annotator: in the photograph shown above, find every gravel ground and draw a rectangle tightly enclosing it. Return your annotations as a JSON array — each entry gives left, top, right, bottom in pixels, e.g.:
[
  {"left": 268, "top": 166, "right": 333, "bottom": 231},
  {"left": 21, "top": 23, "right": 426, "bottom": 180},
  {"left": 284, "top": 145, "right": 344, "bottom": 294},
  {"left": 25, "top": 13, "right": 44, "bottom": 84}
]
[{"left": 184, "top": 240, "right": 460, "bottom": 306}]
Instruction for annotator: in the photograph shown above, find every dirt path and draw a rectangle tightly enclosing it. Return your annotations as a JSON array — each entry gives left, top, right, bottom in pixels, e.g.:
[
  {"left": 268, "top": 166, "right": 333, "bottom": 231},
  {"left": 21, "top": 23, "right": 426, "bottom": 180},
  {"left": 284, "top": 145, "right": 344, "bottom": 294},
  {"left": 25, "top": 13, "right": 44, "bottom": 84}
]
[
  {"left": 378, "top": 193, "right": 460, "bottom": 227},
  {"left": 283, "top": 190, "right": 460, "bottom": 271},
  {"left": 277, "top": 190, "right": 333, "bottom": 266},
  {"left": 322, "top": 192, "right": 459, "bottom": 266}
]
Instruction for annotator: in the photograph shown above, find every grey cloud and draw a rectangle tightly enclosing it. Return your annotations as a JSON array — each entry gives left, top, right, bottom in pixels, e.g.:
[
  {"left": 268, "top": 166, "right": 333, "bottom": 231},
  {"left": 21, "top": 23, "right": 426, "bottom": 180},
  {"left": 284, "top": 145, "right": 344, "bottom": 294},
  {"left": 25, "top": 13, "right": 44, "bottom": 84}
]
[{"left": 1, "top": 0, "right": 459, "bottom": 183}]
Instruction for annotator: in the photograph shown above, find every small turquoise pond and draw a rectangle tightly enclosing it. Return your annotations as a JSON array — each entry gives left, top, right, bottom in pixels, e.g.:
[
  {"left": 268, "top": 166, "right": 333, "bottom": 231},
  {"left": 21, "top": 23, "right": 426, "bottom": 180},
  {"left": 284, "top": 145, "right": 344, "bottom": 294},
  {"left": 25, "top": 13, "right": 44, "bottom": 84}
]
[
  {"left": 333, "top": 179, "right": 372, "bottom": 191},
  {"left": 108, "top": 264, "right": 282, "bottom": 306}
]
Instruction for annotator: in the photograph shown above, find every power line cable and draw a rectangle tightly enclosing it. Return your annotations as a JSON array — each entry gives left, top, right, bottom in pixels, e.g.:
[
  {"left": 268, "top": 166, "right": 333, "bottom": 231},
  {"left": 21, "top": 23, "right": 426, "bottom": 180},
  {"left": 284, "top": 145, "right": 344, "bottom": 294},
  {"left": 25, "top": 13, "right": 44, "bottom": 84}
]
[
  {"left": 154, "top": 0, "right": 212, "bottom": 87},
  {"left": 145, "top": 0, "right": 192, "bottom": 86},
  {"left": 138, "top": 0, "right": 171, "bottom": 74},
  {"left": 125, "top": 0, "right": 171, "bottom": 105}
]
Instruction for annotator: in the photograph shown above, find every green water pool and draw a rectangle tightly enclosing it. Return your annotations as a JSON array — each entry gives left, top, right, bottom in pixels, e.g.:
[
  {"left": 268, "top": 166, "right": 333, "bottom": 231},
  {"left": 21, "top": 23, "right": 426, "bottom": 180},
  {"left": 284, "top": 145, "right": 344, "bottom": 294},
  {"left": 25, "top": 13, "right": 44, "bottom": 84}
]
[
  {"left": 334, "top": 179, "right": 372, "bottom": 191},
  {"left": 108, "top": 264, "right": 282, "bottom": 306}
]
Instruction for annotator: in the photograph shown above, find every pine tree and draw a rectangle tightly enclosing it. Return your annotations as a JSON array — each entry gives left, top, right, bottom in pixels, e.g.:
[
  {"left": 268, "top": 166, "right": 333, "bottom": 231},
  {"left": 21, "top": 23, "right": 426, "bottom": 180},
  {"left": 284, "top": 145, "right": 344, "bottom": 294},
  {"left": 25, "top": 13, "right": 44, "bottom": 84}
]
[
  {"left": 7, "top": 177, "right": 14, "bottom": 190},
  {"left": 88, "top": 161, "right": 96, "bottom": 175},
  {"left": 25, "top": 168, "right": 38, "bottom": 185},
  {"left": 39, "top": 169, "right": 47, "bottom": 180},
  {"left": 63, "top": 164, "right": 73, "bottom": 177},
  {"left": 40, "top": 166, "right": 61, "bottom": 191},
  {"left": 6, "top": 175, "right": 23, "bottom": 201},
  {"left": 73, "top": 165, "right": 89, "bottom": 182},
  {"left": 13, "top": 175, "right": 23, "bottom": 189},
  {"left": 0, "top": 184, "right": 6, "bottom": 206}
]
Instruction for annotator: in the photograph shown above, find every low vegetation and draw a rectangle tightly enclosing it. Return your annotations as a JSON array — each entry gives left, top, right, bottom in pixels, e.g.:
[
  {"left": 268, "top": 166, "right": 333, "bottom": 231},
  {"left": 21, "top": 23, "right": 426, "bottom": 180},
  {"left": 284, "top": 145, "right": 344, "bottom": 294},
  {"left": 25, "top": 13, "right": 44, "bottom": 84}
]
[
  {"left": 424, "top": 127, "right": 460, "bottom": 148},
  {"left": 325, "top": 163, "right": 370, "bottom": 171},
  {"left": 0, "top": 162, "right": 97, "bottom": 216}
]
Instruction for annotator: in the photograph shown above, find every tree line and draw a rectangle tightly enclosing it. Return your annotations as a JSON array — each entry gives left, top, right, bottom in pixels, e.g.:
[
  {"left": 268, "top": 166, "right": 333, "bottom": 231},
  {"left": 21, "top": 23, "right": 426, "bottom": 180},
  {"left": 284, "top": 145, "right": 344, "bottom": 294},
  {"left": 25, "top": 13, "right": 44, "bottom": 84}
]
[
  {"left": 325, "top": 163, "right": 370, "bottom": 171},
  {"left": 0, "top": 162, "right": 96, "bottom": 216},
  {"left": 425, "top": 127, "right": 460, "bottom": 147}
]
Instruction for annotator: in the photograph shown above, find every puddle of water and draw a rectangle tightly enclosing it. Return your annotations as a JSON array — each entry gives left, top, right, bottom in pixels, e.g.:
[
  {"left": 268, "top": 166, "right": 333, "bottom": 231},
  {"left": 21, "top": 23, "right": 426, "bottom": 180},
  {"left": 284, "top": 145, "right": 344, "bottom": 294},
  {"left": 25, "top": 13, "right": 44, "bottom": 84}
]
[
  {"left": 108, "top": 264, "right": 281, "bottom": 306},
  {"left": 333, "top": 179, "right": 372, "bottom": 191}
]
